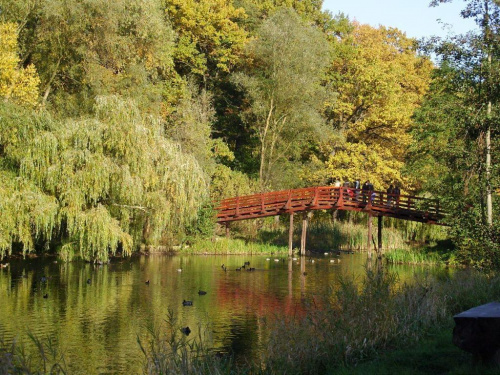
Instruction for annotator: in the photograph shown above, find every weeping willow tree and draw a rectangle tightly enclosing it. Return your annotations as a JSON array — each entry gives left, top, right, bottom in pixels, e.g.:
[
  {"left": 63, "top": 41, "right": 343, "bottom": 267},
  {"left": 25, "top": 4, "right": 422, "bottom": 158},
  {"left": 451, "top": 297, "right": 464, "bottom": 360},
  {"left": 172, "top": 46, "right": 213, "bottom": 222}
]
[{"left": 0, "top": 96, "right": 207, "bottom": 262}]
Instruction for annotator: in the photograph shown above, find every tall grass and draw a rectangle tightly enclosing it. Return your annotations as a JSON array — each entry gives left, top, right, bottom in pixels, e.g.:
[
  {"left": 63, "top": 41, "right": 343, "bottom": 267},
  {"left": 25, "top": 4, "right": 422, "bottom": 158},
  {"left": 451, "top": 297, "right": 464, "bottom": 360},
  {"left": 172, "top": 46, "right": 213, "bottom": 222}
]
[
  {"left": 385, "top": 248, "right": 444, "bottom": 265},
  {"left": 259, "top": 219, "right": 411, "bottom": 252},
  {"left": 138, "top": 309, "right": 243, "bottom": 375},
  {"left": 137, "top": 266, "right": 500, "bottom": 374},
  {"left": 262, "top": 266, "right": 500, "bottom": 374},
  {"left": 180, "top": 237, "right": 289, "bottom": 255},
  {"left": 0, "top": 334, "right": 67, "bottom": 374}
]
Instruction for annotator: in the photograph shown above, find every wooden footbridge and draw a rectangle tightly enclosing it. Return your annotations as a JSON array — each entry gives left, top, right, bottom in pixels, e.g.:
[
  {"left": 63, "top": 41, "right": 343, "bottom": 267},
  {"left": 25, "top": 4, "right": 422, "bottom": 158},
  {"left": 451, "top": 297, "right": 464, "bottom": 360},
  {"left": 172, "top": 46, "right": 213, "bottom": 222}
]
[{"left": 215, "top": 186, "right": 447, "bottom": 256}]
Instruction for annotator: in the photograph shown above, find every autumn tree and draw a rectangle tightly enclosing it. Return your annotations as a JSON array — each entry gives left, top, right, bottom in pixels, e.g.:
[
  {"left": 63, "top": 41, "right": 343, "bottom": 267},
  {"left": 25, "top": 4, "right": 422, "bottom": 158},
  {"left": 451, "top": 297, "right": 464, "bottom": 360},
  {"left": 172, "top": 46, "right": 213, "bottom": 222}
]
[
  {"left": 308, "top": 23, "right": 433, "bottom": 190},
  {"left": 0, "top": 0, "right": 175, "bottom": 114},
  {"left": 165, "top": 0, "right": 248, "bottom": 79},
  {"left": 0, "top": 22, "right": 39, "bottom": 106}
]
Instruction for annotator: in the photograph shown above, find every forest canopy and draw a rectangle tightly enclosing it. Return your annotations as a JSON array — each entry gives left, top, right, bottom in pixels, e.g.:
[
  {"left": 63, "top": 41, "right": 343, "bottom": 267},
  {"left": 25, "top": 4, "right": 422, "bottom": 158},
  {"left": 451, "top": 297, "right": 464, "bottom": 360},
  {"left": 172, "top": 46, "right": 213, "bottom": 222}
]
[{"left": 0, "top": 0, "right": 497, "bottom": 265}]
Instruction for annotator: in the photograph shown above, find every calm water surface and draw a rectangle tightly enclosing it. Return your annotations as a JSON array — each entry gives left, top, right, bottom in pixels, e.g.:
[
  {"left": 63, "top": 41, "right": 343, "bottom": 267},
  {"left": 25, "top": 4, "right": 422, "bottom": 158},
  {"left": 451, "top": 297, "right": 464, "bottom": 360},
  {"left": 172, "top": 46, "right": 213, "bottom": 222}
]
[{"left": 0, "top": 252, "right": 446, "bottom": 374}]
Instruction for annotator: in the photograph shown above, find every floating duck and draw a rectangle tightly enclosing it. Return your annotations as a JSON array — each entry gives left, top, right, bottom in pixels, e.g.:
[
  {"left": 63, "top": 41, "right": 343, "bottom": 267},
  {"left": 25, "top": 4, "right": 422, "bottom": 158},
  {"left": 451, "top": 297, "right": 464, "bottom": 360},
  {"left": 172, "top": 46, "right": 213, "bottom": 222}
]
[
  {"left": 244, "top": 261, "right": 250, "bottom": 266},
  {"left": 236, "top": 267, "right": 241, "bottom": 271},
  {"left": 43, "top": 294, "right": 48, "bottom": 298},
  {"left": 182, "top": 300, "right": 193, "bottom": 306},
  {"left": 198, "top": 290, "right": 207, "bottom": 295},
  {"left": 86, "top": 279, "right": 92, "bottom": 284},
  {"left": 180, "top": 327, "right": 191, "bottom": 336},
  {"left": 145, "top": 280, "right": 150, "bottom": 285}
]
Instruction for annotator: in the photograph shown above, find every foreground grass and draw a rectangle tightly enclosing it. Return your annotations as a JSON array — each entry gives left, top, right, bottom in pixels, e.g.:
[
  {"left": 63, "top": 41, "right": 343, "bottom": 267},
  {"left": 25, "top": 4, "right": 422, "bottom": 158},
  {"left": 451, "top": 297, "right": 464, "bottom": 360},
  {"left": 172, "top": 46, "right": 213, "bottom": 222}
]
[
  {"left": 332, "top": 326, "right": 500, "bottom": 375},
  {"left": 0, "top": 334, "right": 66, "bottom": 374}
]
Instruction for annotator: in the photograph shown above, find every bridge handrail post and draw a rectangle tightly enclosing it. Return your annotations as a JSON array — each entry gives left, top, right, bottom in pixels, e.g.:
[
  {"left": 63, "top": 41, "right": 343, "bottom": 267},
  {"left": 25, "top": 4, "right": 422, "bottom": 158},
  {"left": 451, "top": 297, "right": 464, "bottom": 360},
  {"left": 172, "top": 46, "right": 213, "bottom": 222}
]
[
  {"left": 312, "top": 186, "right": 319, "bottom": 207},
  {"left": 261, "top": 194, "right": 265, "bottom": 213},
  {"left": 285, "top": 190, "right": 292, "bottom": 210},
  {"left": 338, "top": 186, "right": 344, "bottom": 206},
  {"left": 236, "top": 196, "right": 240, "bottom": 217}
]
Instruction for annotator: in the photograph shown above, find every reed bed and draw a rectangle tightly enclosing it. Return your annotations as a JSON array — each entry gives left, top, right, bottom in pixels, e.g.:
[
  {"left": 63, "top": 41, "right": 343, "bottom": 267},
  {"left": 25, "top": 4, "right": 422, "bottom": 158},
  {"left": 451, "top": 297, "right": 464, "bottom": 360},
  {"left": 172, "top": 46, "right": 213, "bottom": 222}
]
[
  {"left": 385, "top": 248, "right": 444, "bottom": 265},
  {"left": 179, "top": 237, "right": 289, "bottom": 255},
  {"left": 259, "top": 220, "right": 410, "bottom": 252},
  {"left": 0, "top": 334, "right": 67, "bottom": 374}
]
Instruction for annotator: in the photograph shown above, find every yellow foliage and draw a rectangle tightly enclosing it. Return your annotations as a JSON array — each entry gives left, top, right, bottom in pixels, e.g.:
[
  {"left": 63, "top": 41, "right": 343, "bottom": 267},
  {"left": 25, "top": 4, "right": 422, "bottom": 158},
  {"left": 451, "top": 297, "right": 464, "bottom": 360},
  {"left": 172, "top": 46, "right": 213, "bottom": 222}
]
[
  {"left": 0, "top": 23, "right": 39, "bottom": 106},
  {"left": 316, "top": 23, "right": 433, "bottom": 189},
  {"left": 166, "top": 0, "right": 248, "bottom": 74},
  {"left": 329, "top": 24, "right": 432, "bottom": 149},
  {"left": 306, "top": 141, "right": 404, "bottom": 190}
]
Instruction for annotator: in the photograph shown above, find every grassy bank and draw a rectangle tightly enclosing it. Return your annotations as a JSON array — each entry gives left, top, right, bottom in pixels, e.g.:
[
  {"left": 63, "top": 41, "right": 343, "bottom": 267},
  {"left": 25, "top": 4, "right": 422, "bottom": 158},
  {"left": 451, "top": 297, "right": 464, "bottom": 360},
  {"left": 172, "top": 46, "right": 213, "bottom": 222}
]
[
  {"left": 385, "top": 248, "right": 444, "bottom": 265},
  {"left": 178, "top": 237, "right": 289, "bottom": 255},
  {"left": 259, "top": 219, "right": 411, "bottom": 252},
  {"left": 333, "top": 326, "right": 499, "bottom": 375}
]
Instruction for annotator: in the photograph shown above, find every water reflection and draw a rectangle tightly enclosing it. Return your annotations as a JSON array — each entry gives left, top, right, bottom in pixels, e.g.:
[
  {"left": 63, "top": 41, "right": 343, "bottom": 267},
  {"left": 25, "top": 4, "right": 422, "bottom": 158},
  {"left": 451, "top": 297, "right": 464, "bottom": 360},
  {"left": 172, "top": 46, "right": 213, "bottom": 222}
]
[{"left": 0, "top": 253, "right": 448, "bottom": 373}]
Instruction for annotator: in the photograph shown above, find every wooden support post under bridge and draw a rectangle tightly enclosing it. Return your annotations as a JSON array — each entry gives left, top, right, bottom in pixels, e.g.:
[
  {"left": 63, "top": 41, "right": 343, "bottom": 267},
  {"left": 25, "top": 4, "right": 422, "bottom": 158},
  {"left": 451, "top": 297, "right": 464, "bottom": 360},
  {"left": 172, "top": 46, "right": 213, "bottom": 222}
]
[
  {"left": 289, "top": 213, "right": 294, "bottom": 257},
  {"left": 378, "top": 216, "right": 383, "bottom": 256},
  {"left": 301, "top": 212, "right": 311, "bottom": 256},
  {"left": 367, "top": 214, "right": 373, "bottom": 258}
]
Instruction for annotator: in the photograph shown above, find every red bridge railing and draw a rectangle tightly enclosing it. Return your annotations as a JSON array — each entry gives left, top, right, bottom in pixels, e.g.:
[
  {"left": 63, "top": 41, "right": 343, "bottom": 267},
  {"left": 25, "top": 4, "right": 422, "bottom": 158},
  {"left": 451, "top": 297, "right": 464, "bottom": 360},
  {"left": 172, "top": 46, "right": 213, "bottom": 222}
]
[{"left": 215, "top": 186, "right": 446, "bottom": 225}]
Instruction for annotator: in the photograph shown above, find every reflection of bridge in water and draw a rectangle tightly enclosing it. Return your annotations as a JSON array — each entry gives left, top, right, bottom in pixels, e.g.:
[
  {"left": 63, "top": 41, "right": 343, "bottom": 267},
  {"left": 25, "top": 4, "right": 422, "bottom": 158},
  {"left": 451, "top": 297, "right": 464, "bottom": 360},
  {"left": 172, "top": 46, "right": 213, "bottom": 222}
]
[{"left": 216, "top": 186, "right": 447, "bottom": 256}]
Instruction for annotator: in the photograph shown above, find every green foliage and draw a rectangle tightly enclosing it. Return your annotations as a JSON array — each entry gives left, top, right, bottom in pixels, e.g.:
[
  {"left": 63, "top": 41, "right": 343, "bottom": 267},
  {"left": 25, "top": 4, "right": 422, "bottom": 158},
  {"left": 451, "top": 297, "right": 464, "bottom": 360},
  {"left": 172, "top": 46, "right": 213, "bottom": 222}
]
[
  {"left": 0, "top": 0, "right": 176, "bottom": 114},
  {"left": 233, "top": 7, "right": 330, "bottom": 190},
  {"left": 409, "top": 1, "right": 500, "bottom": 266},
  {"left": 165, "top": 0, "right": 248, "bottom": 77},
  {"left": 0, "top": 97, "right": 208, "bottom": 261}
]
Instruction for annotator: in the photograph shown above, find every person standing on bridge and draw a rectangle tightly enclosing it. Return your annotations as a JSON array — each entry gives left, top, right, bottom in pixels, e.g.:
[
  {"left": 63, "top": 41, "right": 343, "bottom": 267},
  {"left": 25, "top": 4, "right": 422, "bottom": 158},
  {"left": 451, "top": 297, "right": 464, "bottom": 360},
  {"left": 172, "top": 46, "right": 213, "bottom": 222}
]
[
  {"left": 354, "top": 180, "right": 360, "bottom": 202},
  {"left": 393, "top": 184, "right": 401, "bottom": 207},
  {"left": 362, "top": 181, "right": 370, "bottom": 203},
  {"left": 387, "top": 184, "right": 394, "bottom": 206}
]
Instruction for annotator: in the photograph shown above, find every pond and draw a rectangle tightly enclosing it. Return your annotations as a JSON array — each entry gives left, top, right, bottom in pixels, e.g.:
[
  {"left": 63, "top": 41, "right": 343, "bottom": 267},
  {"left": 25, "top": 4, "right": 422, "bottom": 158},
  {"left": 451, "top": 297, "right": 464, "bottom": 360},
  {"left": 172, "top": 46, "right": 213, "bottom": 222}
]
[{"left": 0, "top": 252, "right": 447, "bottom": 374}]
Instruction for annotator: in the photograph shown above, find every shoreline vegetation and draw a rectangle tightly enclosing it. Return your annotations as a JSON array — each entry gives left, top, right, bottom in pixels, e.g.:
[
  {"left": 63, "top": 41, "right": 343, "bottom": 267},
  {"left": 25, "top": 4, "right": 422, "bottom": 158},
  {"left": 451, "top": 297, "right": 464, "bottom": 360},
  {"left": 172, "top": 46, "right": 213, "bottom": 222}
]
[
  {"left": 0, "top": 219, "right": 451, "bottom": 264},
  {"left": 3, "top": 266, "right": 500, "bottom": 374}
]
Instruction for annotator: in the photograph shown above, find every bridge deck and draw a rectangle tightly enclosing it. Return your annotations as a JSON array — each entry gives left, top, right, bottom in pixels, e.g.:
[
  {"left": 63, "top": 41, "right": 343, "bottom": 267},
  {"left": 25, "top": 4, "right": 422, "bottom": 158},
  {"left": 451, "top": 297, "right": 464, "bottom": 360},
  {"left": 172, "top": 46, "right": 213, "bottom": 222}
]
[{"left": 216, "top": 186, "right": 446, "bottom": 225}]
